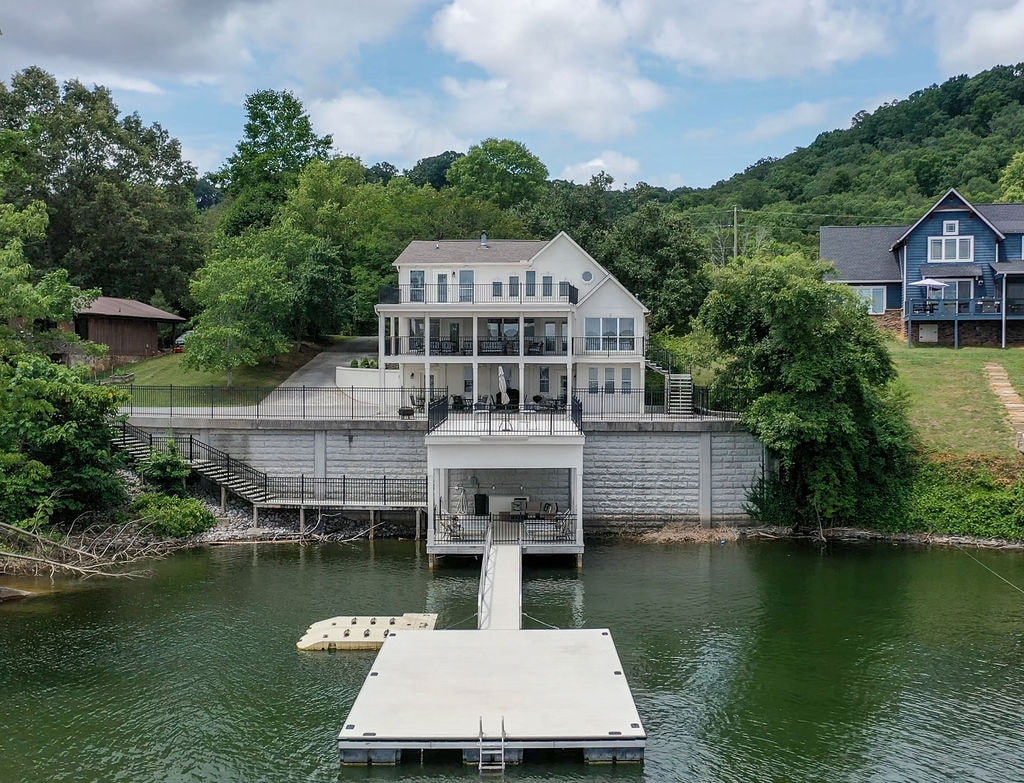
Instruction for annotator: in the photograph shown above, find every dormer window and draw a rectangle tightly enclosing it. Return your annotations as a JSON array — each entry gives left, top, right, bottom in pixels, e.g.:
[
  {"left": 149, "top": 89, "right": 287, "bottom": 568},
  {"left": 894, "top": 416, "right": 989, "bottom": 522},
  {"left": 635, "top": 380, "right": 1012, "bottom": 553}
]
[{"left": 943, "top": 220, "right": 959, "bottom": 235}]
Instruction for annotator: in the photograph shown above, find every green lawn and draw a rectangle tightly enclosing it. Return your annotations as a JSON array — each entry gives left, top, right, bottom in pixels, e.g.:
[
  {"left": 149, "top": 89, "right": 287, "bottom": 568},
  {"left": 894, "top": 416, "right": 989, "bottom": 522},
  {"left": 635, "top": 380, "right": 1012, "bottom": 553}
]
[
  {"left": 105, "top": 342, "right": 329, "bottom": 388},
  {"left": 887, "top": 340, "right": 1024, "bottom": 457}
]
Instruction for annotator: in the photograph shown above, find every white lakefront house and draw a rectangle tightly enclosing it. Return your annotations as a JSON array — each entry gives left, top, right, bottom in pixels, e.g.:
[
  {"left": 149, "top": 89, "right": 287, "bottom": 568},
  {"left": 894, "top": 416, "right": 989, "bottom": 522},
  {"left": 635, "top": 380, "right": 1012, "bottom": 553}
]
[{"left": 374, "top": 232, "right": 701, "bottom": 561}]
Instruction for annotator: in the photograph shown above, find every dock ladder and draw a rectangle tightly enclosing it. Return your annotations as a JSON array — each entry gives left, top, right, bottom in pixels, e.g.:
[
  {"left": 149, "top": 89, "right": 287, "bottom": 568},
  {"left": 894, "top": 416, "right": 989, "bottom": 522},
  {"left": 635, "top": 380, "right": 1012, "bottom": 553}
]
[{"left": 478, "top": 716, "right": 507, "bottom": 773}]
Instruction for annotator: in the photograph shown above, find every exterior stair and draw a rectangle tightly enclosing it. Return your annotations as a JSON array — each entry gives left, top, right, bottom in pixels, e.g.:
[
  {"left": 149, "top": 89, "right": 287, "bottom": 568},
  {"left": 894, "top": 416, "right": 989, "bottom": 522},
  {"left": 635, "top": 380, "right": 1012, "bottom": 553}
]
[
  {"left": 665, "top": 373, "right": 693, "bottom": 415},
  {"left": 111, "top": 422, "right": 277, "bottom": 505}
]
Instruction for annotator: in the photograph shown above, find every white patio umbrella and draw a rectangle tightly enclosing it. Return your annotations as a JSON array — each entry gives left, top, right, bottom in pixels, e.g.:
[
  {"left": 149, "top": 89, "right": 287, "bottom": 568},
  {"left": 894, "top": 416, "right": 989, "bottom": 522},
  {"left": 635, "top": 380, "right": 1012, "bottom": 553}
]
[
  {"left": 497, "top": 366, "right": 510, "bottom": 406},
  {"left": 909, "top": 278, "right": 949, "bottom": 290}
]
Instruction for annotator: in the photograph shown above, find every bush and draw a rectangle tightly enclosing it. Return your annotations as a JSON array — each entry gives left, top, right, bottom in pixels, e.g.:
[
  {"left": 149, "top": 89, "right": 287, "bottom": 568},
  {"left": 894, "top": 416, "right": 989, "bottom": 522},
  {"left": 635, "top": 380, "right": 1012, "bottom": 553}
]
[
  {"left": 139, "top": 441, "right": 191, "bottom": 496},
  {"left": 133, "top": 493, "right": 217, "bottom": 537},
  {"left": 350, "top": 359, "right": 359, "bottom": 367}
]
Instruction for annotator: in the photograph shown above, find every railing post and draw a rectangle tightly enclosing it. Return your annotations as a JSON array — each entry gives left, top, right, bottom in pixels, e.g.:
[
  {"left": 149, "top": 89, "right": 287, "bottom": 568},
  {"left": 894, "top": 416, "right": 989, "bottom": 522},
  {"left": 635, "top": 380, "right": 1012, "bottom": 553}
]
[
  {"left": 342, "top": 475, "right": 346, "bottom": 505},
  {"left": 169, "top": 384, "right": 173, "bottom": 416},
  {"left": 383, "top": 474, "right": 387, "bottom": 506},
  {"left": 302, "top": 385, "right": 306, "bottom": 419},
  {"left": 210, "top": 385, "right": 214, "bottom": 418}
]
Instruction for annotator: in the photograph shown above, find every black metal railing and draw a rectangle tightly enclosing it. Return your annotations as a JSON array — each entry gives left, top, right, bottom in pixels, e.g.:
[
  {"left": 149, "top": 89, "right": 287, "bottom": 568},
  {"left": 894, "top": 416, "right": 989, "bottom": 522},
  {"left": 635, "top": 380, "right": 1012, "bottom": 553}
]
[
  {"left": 434, "top": 512, "right": 576, "bottom": 545},
  {"left": 644, "top": 340, "right": 687, "bottom": 376},
  {"left": 427, "top": 403, "right": 581, "bottom": 435},
  {"left": 120, "top": 386, "right": 446, "bottom": 420},
  {"left": 574, "top": 386, "right": 738, "bottom": 420},
  {"left": 115, "top": 420, "right": 153, "bottom": 450},
  {"left": 379, "top": 282, "right": 579, "bottom": 306},
  {"left": 573, "top": 336, "right": 643, "bottom": 356},
  {"left": 386, "top": 335, "right": 570, "bottom": 357},
  {"left": 907, "top": 297, "right": 1024, "bottom": 316}
]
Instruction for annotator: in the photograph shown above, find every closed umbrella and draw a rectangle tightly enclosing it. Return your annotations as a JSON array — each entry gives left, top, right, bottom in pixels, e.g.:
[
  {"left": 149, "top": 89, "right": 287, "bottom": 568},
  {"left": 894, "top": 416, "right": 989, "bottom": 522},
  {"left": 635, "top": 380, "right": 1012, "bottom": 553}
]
[{"left": 497, "top": 366, "right": 510, "bottom": 406}]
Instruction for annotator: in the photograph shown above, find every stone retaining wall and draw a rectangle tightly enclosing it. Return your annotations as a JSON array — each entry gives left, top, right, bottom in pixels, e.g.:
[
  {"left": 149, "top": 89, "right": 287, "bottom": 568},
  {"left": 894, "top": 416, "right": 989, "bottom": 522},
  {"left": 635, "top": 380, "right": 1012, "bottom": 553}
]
[{"left": 131, "top": 417, "right": 764, "bottom": 527}]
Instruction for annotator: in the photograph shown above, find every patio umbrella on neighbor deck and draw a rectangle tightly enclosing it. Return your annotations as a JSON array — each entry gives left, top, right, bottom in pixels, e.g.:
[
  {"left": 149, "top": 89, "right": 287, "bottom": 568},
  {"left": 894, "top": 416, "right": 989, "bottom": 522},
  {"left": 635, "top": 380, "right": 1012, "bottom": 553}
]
[{"left": 909, "top": 278, "right": 949, "bottom": 290}]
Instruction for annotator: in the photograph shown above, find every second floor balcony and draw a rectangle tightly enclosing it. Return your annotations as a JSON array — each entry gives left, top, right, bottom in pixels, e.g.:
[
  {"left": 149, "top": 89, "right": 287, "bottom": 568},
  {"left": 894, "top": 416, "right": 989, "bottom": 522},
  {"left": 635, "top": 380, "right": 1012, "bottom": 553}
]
[{"left": 379, "top": 282, "right": 579, "bottom": 307}]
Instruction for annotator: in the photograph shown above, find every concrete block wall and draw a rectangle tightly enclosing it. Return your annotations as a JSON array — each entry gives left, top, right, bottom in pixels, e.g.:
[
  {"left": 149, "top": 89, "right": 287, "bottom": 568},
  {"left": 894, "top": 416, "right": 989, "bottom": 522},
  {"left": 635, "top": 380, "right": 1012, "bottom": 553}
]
[{"left": 130, "top": 417, "right": 764, "bottom": 527}]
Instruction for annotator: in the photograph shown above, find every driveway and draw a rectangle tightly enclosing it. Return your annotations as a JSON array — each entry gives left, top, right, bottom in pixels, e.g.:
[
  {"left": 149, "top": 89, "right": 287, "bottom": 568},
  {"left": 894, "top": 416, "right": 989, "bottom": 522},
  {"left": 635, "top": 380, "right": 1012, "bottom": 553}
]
[{"left": 278, "top": 336, "right": 379, "bottom": 387}]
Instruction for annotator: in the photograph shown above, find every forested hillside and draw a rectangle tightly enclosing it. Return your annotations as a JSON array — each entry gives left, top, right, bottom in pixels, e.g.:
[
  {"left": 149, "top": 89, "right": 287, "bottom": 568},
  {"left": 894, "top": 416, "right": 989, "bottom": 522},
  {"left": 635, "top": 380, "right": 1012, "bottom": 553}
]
[{"left": 4, "top": 63, "right": 1024, "bottom": 373}]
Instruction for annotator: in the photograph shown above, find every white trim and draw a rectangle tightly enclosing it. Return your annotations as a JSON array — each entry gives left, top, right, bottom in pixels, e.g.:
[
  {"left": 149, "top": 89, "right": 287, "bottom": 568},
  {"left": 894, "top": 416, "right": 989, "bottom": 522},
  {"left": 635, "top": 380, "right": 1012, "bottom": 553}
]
[
  {"left": 927, "top": 235, "right": 974, "bottom": 262},
  {"left": 890, "top": 187, "right": 1004, "bottom": 250},
  {"left": 942, "top": 220, "right": 959, "bottom": 235}
]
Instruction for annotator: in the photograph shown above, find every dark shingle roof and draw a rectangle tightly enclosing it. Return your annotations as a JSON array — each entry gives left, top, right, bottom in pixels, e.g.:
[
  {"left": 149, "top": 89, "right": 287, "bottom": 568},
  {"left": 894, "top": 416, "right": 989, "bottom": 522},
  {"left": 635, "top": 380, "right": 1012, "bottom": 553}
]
[
  {"left": 78, "top": 296, "right": 185, "bottom": 322},
  {"left": 393, "top": 240, "right": 549, "bottom": 266},
  {"left": 974, "top": 203, "right": 1024, "bottom": 234},
  {"left": 819, "top": 225, "right": 906, "bottom": 282}
]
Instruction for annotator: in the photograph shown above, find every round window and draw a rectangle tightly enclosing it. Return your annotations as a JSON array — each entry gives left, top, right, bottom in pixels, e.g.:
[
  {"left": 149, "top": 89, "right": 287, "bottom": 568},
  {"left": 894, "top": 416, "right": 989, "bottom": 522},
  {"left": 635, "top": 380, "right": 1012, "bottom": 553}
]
[{"left": 582, "top": 271, "right": 593, "bottom": 282}]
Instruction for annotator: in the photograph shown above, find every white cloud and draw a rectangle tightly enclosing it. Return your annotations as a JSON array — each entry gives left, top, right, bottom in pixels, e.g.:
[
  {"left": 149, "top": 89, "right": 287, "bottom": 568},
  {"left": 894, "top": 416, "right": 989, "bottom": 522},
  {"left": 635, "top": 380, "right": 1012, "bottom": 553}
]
[
  {"left": 431, "top": 0, "right": 665, "bottom": 141},
  {"left": 308, "top": 91, "right": 468, "bottom": 166},
  {"left": 932, "top": 1, "right": 1024, "bottom": 73},
  {"left": 743, "top": 100, "right": 834, "bottom": 142},
  {"left": 559, "top": 151, "right": 641, "bottom": 185},
  {"left": 630, "top": 0, "right": 889, "bottom": 79}
]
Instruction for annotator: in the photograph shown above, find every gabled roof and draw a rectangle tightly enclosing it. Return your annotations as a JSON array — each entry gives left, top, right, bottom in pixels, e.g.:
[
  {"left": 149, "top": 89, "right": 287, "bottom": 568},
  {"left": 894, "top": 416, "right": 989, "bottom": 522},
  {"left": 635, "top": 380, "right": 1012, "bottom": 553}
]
[
  {"left": 891, "top": 188, "right": 1004, "bottom": 250},
  {"left": 393, "top": 239, "right": 548, "bottom": 266},
  {"left": 973, "top": 203, "right": 1024, "bottom": 234},
  {"left": 534, "top": 231, "right": 650, "bottom": 314},
  {"left": 78, "top": 296, "right": 185, "bottom": 322},
  {"left": 819, "top": 225, "right": 905, "bottom": 282}
]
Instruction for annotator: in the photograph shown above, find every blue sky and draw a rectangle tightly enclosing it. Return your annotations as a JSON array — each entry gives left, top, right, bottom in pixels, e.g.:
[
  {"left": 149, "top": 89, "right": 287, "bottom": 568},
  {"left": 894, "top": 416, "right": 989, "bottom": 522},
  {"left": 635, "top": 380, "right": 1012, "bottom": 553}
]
[{"left": 2, "top": 1, "right": 1023, "bottom": 189}]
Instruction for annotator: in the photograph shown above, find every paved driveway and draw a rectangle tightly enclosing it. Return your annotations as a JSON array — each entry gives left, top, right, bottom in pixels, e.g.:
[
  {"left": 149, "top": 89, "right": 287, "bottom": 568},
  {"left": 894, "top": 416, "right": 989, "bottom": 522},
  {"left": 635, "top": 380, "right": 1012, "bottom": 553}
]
[{"left": 278, "top": 336, "right": 379, "bottom": 387}]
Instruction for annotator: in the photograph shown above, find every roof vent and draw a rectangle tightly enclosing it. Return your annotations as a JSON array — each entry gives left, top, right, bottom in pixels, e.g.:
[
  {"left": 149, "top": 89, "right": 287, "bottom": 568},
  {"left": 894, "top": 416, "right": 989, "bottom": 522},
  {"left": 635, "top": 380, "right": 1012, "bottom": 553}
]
[{"left": 480, "top": 231, "right": 488, "bottom": 248}]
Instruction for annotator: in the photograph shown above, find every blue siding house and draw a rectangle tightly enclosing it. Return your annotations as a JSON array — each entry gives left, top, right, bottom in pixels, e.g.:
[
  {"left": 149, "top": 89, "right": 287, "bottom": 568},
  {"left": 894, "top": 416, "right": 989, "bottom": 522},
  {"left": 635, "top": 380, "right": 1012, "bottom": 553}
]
[{"left": 821, "top": 189, "right": 1024, "bottom": 347}]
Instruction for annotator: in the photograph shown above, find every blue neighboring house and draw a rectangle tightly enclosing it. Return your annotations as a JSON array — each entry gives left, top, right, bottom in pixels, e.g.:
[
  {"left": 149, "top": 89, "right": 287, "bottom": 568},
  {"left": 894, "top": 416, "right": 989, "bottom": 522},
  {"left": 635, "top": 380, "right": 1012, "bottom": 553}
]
[{"left": 821, "top": 188, "right": 1024, "bottom": 347}]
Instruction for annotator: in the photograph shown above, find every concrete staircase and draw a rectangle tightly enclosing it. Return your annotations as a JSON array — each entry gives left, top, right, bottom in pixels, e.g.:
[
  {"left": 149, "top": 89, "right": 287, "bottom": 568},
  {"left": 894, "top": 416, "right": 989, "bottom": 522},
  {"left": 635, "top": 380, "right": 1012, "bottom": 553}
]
[{"left": 112, "top": 423, "right": 276, "bottom": 505}]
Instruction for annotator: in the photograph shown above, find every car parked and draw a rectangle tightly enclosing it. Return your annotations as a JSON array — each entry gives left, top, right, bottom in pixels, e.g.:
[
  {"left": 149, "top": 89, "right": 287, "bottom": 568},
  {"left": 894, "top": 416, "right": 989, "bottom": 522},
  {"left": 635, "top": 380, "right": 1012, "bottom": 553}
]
[{"left": 172, "top": 330, "right": 194, "bottom": 353}]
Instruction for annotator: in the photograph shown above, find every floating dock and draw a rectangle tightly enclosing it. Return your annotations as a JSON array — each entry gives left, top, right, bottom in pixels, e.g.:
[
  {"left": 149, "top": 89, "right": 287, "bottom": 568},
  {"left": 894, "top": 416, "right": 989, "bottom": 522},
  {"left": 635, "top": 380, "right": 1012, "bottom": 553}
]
[
  {"left": 297, "top": 613, "right": 437, "bottom": 651},
  {"left": 337, "top": 627, "right": 645, "bottom": 765}
]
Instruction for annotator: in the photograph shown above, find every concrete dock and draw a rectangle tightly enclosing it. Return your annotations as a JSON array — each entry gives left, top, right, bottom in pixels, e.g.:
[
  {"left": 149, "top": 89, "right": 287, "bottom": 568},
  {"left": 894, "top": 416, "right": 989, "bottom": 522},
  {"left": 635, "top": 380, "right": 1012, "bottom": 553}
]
[{"left": 337, "top": 628, "right": 645, "bottom": 765}]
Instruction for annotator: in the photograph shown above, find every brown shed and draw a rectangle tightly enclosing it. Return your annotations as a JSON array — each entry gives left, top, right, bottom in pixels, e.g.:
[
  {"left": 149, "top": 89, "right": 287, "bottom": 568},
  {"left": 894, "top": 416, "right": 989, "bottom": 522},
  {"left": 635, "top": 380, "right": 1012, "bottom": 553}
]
[{"left": 74, "top": 297, "right": 186, "bottom": 365}]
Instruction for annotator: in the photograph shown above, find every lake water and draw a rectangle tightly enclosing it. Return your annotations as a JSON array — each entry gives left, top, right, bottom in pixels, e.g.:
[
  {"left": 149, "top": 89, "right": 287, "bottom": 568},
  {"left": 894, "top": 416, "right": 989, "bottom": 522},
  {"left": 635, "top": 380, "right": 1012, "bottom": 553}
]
[{"left": 2, "top": 539, "right": 1023, "bottom": 782}]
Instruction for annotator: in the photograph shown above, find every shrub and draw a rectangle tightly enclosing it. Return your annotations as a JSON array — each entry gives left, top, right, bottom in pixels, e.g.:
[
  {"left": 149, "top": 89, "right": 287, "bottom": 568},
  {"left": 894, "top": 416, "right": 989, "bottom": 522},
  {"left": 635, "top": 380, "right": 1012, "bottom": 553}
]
[
  {"left": 350, "top": 359, "right": 359, "bottom": 367},
  {"left": 139, "top": 441, "right": 191, "bottom": 496},
  {"left": 132, "top": 493, "right": 217, "bottom": 537}
]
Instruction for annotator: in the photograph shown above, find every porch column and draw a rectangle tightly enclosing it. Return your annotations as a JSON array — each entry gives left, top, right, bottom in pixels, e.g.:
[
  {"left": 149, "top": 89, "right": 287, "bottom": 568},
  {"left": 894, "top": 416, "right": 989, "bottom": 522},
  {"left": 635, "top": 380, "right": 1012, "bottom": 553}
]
[
  {"left": 472, "top": 316, "right": 479, "bottom": 398},
  {"left": 1003, "top": 276, "right": 1008, "bottom": 349},
  {"left": 699, "top": 431, "right": 712, "bottom": 527},
  {"left": 566, "top": 315, "right": 574, "bottom": 394},
  {"left": 426, "top": 466, "right": 436, "bottom": 547},
  {"left": 377, "top": 312, "right": 386, "bottom": 386},
  {"left": 574, "top": 464, "right": 584, "bottom": 547}
]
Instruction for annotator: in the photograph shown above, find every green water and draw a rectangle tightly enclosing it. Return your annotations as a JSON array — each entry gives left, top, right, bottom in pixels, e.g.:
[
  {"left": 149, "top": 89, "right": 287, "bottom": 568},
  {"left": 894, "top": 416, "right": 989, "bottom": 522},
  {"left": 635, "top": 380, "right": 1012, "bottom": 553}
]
[{"left": 2, "top": 540, "right": 1023, "bottom": 782}]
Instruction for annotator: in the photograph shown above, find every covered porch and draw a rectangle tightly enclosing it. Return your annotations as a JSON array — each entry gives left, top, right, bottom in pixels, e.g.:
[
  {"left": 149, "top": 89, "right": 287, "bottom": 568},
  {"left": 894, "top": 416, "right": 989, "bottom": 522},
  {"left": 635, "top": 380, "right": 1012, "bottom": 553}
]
[{"left": 425, "top": 443, "right": 585, "bottom": 562}]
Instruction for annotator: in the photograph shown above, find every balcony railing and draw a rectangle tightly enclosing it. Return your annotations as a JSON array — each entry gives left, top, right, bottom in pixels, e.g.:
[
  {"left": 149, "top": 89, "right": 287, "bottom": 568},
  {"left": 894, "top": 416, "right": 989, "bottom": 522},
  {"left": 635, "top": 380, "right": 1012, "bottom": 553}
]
[
  {"left": 379, "top": 282, "right": 579, "bottom": 306},
  {"left": 572, "top": 336, "right": 643, "bottom": 356},
  {"left": 434, "top": 512, "right": 576, "bottom": 545},
  {"left": 909, "top": 298, "right": 1024, "bottom": 316},
  {"left": 386, "top": 335, "right": 569, "bottom": 357}
]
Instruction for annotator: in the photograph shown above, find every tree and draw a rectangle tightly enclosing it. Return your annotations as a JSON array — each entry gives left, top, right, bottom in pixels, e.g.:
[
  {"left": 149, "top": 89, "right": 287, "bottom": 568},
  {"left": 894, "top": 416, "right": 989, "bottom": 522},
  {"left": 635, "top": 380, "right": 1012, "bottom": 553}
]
[
  {"left": 185, "top": 238, "right": 295, "bottom": 386},
  {"left": 405, "top": 151, "right": 463, "bottom": 190},
  {"left": 213, "top": 90, "right": 332, "bottom": 235},
  {"left": 446, "top": 138, "right": 548, "bottom": 210},
  {"left": 597, "top": 202, "right": 709, "bottom": 333},
  {"left": 997, "top": 150, "right": 1024, "bottom": 202},
  {"left": 517, "top": 173, "right": 617, "bottom": 251},
  {"left": 0, "top": 178, "right": 123, "bottom": 525},
  {"left": 366, "top": 161, "right": 398, "bottom": 184},
  {"left": 0, "top": 68, "right": 203, "bottom": 309},
  {"left": 694, "top": 253, "right": 913, "bottom": 528}
]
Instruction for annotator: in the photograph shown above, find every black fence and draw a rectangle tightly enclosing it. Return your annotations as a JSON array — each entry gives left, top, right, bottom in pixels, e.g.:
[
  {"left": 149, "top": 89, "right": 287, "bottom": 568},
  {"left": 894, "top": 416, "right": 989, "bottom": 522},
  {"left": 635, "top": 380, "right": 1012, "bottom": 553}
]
[
  {"left": 379, "top": 282, "right": 579, "bottom": 306},
  {"left": 434, "top": 514, "right": 576, "bottom": 545},
  {"left": 119, "top": 386, "right": 446, "bottom": 420},
  {"left": 573, "top": 386, "right": 738, "bottom": 420}
]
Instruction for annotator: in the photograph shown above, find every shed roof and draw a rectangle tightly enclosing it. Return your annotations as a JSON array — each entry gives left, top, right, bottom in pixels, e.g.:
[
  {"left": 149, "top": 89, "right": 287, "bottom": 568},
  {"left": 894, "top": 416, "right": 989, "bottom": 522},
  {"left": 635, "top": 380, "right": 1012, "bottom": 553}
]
[
  {"left": 393, "top": 240, "right": 549, "bottom": 267},
  {"left": 78, "top": 297, "right": 185, "bottom": 322},
  {"left": 819, "top": 225, "right": 905, "bottom": 282}
]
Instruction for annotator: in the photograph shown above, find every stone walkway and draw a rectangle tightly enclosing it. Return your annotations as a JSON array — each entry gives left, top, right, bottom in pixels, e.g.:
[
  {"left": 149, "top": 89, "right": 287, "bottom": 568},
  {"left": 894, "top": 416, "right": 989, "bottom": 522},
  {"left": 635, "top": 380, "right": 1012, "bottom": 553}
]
[{"left": 983, "top": 362, "right": 1024, "bottom": 450}]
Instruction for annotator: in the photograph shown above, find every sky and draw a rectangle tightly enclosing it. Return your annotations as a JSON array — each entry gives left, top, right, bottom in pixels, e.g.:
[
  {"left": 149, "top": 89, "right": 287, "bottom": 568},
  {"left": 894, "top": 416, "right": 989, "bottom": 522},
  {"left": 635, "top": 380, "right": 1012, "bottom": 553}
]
[{"left": 1, "top": 1, "right": 1023, "bottom": 190}]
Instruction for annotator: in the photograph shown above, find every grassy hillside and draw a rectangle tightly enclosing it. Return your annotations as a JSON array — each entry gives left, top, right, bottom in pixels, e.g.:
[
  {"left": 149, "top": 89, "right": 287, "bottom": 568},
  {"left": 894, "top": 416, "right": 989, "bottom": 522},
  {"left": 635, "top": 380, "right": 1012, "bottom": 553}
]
[{"left": 888, "top": 341, "right": 1024, "bottom": 458}]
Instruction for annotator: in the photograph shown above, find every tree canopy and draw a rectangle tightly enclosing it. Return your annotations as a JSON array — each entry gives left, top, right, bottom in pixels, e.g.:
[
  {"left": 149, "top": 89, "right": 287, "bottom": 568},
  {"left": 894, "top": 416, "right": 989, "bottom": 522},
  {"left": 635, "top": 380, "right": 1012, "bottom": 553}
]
[
  {"left": 446, "top": 138, "right": 548, "bottom": 210},
  {"left": 695, "top": 253, "right": 913, "bottom": 527}
]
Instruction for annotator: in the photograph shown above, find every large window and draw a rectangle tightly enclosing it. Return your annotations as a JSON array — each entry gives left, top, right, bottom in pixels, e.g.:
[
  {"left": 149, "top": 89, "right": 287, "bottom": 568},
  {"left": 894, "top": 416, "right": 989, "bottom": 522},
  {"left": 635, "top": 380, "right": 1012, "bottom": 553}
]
[
  {"left": 928, "top": 235, "right": 973, "bottom": 262},
  {"left": 525, "top": 270, "right": 536, "bottom": 296},
  {"left": 509, "top": 275, "right": 520, "bottom": 297},
  {"left": 585, "top": 317, "right": 635, "bottom": 350},
  {"left": 854, "top": 286, "right": 886, "bottom": 315}
]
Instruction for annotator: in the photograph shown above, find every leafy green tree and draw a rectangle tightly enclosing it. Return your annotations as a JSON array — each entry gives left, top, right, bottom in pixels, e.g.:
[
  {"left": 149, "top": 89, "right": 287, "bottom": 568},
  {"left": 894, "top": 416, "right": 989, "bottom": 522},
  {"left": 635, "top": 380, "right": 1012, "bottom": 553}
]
[
  {"left": 185, "top": 237, "right": 295, "bottom": 386},
  {"left": 213, "top": 89, "right": 332, "bottom": 235},
  {"left": 0, "top": 68, "right": 203, "bottom": 309},
  {"left": 446, "top": 138, "right": 548, "bottom": 209},
  {"left": 997, "top": 150, "right": 1024, "bottom": 202},
  {"left": 597, "top": 201, "right": 709, "bottom": 333},
  {"left": 517, "top": 173, "right": 619, "bottom": 251},
  {"left": 366, "top": 161, "right": 398, "bottom": 184},
  {"left": 694, "top": 253, "right": 913, "bottom": 528},
  {"left": 405, "top": 151, "right": 463, "bottom": 189}
]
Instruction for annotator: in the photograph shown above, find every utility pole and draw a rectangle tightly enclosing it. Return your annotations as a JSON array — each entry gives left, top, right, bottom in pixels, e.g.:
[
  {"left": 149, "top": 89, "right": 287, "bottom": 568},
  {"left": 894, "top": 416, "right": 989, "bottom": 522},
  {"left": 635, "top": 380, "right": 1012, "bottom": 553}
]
[{"left": 733, "top": 205, "right": 738, "bottom": 261}]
